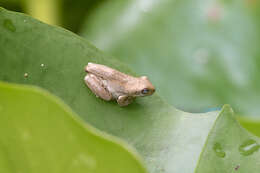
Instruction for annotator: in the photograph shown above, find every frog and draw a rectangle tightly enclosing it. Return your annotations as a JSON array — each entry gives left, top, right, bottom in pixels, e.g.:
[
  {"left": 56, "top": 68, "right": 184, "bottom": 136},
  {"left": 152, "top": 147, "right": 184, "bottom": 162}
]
[{"left": 84, "top": 62, "right": 155, "bottom": 106}]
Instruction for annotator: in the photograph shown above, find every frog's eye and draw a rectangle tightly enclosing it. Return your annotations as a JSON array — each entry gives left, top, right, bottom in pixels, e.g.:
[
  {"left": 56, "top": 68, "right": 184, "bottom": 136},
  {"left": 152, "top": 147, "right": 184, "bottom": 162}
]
[{"left": 141, "top": 88, "right": 150, "bottom": 95}]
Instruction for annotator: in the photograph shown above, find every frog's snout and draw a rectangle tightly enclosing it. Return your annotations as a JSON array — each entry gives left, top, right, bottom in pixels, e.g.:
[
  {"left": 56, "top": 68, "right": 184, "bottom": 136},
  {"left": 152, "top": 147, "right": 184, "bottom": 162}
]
[{"left": 85, "top": 64, "right": 91, "bottom": 72}]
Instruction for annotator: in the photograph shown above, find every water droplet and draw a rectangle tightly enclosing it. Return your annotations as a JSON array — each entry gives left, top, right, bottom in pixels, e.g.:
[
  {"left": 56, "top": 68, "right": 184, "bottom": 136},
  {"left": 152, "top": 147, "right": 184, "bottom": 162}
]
[
  {"left": 213, "top": 142, "right": 226, "bottom": 158},
  {"left": 239, "top": 139, "right": 260, "bottom": 156},
  {"left": 23, "top": 19, "right": 27, "bottom": 23},
  {"left": 3, "top": 19, "right": 16, "bottom": 32},
  {"left": 24, "top": 73, "right": 28, "bottom": 78},
  {"left": 40, "top": 63, "right": 45, "bottom": 67}
]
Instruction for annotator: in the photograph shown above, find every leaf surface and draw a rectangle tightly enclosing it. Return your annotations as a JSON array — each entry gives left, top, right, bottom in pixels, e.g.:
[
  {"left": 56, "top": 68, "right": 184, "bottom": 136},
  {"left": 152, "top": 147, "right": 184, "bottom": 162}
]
[{"left": 0, "top": 82, "right": 146, "bottom": 173}]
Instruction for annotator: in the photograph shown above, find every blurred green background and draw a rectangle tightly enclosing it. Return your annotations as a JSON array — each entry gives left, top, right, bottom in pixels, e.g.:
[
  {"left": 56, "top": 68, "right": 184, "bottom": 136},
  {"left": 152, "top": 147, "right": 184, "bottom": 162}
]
[
  {"left": 1, "top": 0, "right": 260, "bottom": 119},
  {"left": 0, "top": 0, "right": 105, "bottom": 32}
]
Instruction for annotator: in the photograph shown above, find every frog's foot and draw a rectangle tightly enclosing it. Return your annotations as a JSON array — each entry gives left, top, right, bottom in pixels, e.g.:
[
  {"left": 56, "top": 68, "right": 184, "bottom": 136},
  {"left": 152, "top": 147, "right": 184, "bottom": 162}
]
[
  {"left": 84, "top": 74, "right": 112, "bottom": 101},
  {"left": 117, "top": 95, "right": 134, "bottom": 106}
]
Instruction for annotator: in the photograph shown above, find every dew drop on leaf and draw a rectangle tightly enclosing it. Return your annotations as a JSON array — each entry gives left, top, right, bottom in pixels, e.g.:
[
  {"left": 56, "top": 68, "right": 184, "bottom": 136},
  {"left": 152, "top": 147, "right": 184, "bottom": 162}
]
[
  {"left": 3, "top": 19, "right": 16, "bottom": 32},
  {"left": 24, "top": 73, "right": 28, "bottom": 78},
  {"left": 213, "top": 142, "right": 226, "bottom": 158},
  {"left": 239, "top": 139, "right": 260, "bottom": 156}
]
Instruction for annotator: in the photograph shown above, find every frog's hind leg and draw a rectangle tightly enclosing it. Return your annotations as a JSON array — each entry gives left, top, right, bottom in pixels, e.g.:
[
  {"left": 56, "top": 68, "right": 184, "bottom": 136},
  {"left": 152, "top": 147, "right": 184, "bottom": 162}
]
[{"left": 84, "top": 74, "right": 112, "bottom": 101}]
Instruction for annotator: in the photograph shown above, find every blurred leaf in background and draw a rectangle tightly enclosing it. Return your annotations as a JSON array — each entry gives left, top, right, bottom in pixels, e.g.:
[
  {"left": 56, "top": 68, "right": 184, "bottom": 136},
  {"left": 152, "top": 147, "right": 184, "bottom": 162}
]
[
  {"left": 61, "top": 0, "right": 105, "bottom": 33},
  {"left": 0, "top": 0, "right": 23, "bottom": 12},
  {"left": 0, "top": 0, "right": 104, "bottom": 32},
  {"left": 80, "top": 0, "right": 260, "bottom": 118},
  {"left": 0, "top": 0, "right": 61, "bottom": 25},
  {"left": 24, "top": 0, "right": 61, "bottom": 26}
]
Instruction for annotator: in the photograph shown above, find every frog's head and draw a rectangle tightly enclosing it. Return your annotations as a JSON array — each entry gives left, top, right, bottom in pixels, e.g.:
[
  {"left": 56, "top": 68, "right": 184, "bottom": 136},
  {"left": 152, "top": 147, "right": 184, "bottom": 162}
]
[{"left": 138, "top": 76, "right": 156, "bottom": 96}]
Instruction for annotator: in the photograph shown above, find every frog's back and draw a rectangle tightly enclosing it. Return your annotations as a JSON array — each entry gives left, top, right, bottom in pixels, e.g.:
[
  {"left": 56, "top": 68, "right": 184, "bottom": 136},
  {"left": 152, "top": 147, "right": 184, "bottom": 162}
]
[{"left": 85, "top": 62, "right": 130, "bottom": 82}]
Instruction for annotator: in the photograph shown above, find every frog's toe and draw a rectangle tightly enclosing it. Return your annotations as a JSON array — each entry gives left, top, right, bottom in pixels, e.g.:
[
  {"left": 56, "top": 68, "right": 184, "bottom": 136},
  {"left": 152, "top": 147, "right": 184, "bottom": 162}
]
[{"left": 117, "top": 96, "right": 134, "bottom": 106}]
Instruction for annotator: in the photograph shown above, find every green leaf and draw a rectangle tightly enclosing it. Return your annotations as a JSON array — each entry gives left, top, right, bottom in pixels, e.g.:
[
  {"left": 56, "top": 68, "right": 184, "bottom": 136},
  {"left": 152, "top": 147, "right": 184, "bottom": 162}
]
[
  {"left": 0, "top": 82, "right": 147, "bottom": 173},
  {"left": 61, "top": 0, "right": 106, "bottom": 33},
  {"left": 196, "top": 106, "right": 260, "bottom": 172},
  {"left": 81, "top": 0, "right": 260, "bottom": 117},
  {"left": 0, "top": 7, "right": 260, "bottom": 173},
  {"left": 238, "top": 117, "right": 260, "bottom": 137}
]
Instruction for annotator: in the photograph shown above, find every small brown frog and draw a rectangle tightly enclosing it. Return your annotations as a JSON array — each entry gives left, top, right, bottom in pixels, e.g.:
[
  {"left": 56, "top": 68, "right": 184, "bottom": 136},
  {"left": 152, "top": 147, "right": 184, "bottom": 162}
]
[{"left": 84, "top": 62, "right": 155, "bottom": 106}]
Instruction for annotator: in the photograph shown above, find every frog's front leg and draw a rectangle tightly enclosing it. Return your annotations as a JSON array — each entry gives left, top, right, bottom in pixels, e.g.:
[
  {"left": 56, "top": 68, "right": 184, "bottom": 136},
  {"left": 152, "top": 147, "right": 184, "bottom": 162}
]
[
  {"left": 117, "top": 95, "right": 134, "bottom": 106},
  {"left": 84, "top": 74, "right": 112, "bottom": 101}
]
